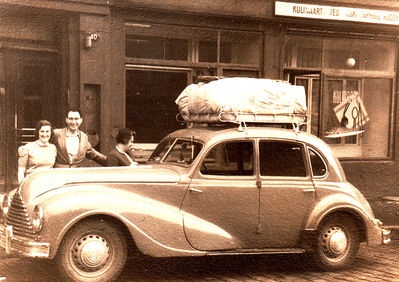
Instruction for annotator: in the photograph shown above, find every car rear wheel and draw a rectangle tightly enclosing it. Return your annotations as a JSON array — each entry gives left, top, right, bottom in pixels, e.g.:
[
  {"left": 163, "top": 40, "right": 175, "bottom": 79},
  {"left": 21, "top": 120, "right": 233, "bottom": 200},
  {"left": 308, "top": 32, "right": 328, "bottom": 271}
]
[
  {"left": 313, "top": 214, "right": 360, "bottom": 270},
  {"left": 56, "top": 219, "right": 127, "bottom": 282}
]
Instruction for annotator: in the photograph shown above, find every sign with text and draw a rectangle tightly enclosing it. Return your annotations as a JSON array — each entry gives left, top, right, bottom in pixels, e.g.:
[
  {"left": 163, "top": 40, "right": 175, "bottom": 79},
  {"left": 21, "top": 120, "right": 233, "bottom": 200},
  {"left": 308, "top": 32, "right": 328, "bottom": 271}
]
[{"left": 275, "top": 1, "right": 399, "bottom": 26}]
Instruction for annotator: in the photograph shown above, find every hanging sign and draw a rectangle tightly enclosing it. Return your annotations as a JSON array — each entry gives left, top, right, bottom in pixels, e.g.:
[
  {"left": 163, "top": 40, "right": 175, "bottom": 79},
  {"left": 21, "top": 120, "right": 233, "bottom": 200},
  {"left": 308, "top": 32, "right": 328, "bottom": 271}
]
[
  {"left": 333, "top": 92, "right": 370, "bottom": 130},
  {"left": 275, "top": 1, "right": 399, "bottom": 26}
]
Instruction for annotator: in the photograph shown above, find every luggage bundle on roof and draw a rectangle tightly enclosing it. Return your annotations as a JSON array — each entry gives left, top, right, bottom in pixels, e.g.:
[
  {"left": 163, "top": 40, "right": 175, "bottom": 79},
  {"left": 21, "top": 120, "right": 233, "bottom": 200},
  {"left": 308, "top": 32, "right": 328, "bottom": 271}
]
[{"left": 175, "top": 77, "right": 308, "bottom": 126}]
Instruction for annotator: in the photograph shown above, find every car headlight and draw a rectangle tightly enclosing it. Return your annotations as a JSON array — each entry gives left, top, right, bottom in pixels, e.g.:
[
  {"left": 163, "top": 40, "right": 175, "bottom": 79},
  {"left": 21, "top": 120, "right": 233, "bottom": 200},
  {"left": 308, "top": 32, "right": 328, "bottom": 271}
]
[
  {"left": 1, "top": 195, "right": 9, "bottom": 222},
  {"left": 32, "top": 205, "right": 44, "bottom": 232}
]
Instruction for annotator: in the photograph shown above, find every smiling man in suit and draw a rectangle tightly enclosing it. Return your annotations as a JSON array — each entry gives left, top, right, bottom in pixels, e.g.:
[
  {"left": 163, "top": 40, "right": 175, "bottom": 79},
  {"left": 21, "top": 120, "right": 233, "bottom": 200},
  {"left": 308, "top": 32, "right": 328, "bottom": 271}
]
[{"left": 53, "top": 106, "right": 107, "bottom": 168}]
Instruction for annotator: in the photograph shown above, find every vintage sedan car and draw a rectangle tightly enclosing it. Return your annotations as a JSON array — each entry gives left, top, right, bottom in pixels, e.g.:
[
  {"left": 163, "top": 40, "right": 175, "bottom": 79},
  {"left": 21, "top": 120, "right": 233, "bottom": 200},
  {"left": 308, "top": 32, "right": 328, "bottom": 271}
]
[{"left": 0, "top": 126, "right": 390, "bottom": 281}]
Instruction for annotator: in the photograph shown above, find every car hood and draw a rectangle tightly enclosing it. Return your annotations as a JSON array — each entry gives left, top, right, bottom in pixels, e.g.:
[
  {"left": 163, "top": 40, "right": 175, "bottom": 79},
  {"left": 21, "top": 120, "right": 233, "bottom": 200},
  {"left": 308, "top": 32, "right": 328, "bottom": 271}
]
[{"left": 19, "top": 165, "right": 181, "bottom": 201}]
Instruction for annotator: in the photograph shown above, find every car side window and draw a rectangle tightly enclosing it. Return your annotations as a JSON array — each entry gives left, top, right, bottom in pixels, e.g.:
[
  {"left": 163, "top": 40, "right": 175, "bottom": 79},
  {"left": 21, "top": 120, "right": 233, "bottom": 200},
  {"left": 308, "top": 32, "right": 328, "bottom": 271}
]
[
  {"left": 308, "top": 147, "right": 327, "bottom": 177},
  {"left": 200, "top": 141, "right": 254, "bottom": 176},
  {"left": 259, "top": 141, "right": 306, "bottom": 177}
]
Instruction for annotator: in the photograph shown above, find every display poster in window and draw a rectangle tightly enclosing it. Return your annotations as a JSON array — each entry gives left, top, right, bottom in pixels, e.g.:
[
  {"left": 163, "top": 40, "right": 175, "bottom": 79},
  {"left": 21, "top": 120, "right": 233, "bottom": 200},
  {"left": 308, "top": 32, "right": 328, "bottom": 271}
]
[{"left": 333, "top": 91, "right": 370, "bottom": 130}]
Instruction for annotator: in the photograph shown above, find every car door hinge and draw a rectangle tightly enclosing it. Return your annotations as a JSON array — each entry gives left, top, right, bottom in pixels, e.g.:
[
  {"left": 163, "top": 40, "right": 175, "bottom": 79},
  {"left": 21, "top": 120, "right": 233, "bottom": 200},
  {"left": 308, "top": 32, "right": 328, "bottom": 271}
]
[{"left": 256, "top": 180, "right": 261, "bottom": 189}]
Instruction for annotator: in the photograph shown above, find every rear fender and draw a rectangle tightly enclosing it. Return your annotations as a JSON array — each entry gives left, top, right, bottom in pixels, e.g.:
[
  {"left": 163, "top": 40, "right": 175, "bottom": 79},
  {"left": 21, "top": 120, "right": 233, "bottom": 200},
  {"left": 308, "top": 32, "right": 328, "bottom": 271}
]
[{"left": 304, "top": 194, "right": 372, "bottom": 232}]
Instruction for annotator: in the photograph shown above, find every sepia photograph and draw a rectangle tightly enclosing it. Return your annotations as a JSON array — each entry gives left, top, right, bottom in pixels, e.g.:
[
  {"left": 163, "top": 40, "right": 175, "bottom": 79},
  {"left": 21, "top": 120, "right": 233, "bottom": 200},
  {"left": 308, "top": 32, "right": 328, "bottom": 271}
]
[{"left": 0, "top": 0, "right": 398, "bottom": 281}]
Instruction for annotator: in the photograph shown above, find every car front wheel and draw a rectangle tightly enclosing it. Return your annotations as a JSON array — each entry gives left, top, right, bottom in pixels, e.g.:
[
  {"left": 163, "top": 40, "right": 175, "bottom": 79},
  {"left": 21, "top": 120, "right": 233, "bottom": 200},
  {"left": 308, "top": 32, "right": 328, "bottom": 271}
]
[
  {"left": 56, "top": 219, "right": 127, "bottom": 282},
  {"left": 313, "top": 214, "right": 360, "bottom": 270}
]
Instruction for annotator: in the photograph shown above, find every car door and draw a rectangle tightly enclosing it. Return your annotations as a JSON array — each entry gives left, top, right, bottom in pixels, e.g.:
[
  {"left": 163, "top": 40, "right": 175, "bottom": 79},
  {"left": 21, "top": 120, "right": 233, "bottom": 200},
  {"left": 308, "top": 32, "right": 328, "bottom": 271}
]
[
  {"left": 258, "top": 140, "right": 316, "bottom": 248},
  {"left": 181, "top": 140, "right": 259, "bottom": 251}
]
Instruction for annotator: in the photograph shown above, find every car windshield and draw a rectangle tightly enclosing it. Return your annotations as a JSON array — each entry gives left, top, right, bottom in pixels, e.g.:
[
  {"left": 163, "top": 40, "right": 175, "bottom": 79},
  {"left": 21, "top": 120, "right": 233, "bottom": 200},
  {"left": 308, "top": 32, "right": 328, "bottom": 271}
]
[{"left": 148, "top": 138, "right": 203, "bottom": 165}]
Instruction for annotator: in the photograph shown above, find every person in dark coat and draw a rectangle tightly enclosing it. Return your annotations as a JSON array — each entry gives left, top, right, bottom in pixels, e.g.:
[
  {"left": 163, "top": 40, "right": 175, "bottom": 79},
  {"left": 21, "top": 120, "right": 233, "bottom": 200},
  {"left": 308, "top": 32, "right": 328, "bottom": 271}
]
[{"left": 107, "top": 128, "right": 138, "bottom": 166}]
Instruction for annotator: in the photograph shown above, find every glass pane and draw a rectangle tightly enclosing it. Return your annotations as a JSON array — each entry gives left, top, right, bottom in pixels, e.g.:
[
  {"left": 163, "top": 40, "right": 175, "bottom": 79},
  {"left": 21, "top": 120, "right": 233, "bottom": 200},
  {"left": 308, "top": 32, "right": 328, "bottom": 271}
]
[
  {"left": 323, "top": 79, "right": 360, "bottom": 145},
  {"left": 361, "top": 78, "right": 391, "bottom": 158},
  {"left": 322, "top": 78, "right": 391, "bottom": 158},
  {"left": 222, "top": 69, "right": 259, "bottom": 78},
  {"left": 198, "top": 30, "right": 218, "bottom": 63},
  {"left": 324, "top": 38, "right": 395, "bottom": 71},
  {"left": 200, "top": 141, "right": 254, "bottom": 176},
  {"left": 284, "top": 37, "right": 322, "bottom": 68},
  {"left": 125, "top": 35, "right": 188, "bottom": 60},
  {"left": 125, "top": 23, "right": 189, "bottom": 61},
  {"left": 220, "top": 31, "right": 261, "bottom": 65},
  {"left": 259, "top": 141, "right": 306, "bottom": 177},
  {"left": 126, "top": 69, "right": 187, "bottom": 143},
  {"left": 309, "top": 148, "right": 327, "bottom": 177},
  {"left": 162, "top": 139, "right": 203, "bottom": 165}
]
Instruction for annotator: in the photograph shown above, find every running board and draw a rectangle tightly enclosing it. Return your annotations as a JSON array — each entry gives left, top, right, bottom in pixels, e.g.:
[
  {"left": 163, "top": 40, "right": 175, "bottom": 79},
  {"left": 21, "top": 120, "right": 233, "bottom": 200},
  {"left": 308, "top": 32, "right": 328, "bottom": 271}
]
[{"left": 206, "top": 248, "right": 306, "bottom": 256}]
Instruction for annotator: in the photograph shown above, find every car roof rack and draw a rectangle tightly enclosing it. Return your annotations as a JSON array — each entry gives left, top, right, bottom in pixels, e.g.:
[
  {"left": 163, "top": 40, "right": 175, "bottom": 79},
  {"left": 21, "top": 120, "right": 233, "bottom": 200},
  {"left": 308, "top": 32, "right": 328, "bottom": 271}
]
[{"left": 177, "top": 112, "right": 308, "bottom": 133}]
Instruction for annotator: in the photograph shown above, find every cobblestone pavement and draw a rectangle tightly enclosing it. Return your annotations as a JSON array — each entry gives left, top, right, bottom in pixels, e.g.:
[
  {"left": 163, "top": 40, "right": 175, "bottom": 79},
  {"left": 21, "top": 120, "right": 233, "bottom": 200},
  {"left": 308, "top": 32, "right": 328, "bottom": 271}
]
[{"left": 0, "top": 240, "right": 398, "bottom": 281}]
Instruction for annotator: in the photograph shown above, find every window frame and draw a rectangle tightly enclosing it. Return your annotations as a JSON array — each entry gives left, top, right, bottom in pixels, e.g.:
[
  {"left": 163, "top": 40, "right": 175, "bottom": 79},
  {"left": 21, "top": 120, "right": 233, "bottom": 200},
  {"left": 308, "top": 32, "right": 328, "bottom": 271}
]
[
  {"left": 258, "top": 139, "right": 309, "bottom": 179},
  {"left": 125, "top": 22, "right": 263, "bottom": 76},
  {"left": 307, "top": 146, "right": 328, "bottom": 179},
  {"left": 198, "top": 139, "right": 256, "bottom": 179}
]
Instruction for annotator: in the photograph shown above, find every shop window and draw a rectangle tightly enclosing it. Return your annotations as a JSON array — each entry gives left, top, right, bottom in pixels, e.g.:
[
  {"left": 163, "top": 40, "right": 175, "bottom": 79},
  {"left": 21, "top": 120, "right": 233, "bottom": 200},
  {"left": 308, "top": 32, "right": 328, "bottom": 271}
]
[
  {"left": 324, "top": 39, "right": 395, "bottom": 72},
  {"left": 126, "top": 69, "right": 187, "bottom": 143},
  {"left": 284, "top": 37, "right": 322, "bottom": 68},
  {"left": 220, "top": 31, "right": 261, "bottom": 65},
  {"left": 285, "top": 35, "right": 395, "bottom": 159},
  {"left": 322, "top": 78, "right": 392, "bottom": 158},
  {"left": 125, "top": 22, "right": 262, "bottom": 68},
  {"left": 285, "top": 36, "right": 395, "bottom": 72},
  {"left": 198, "top": 30, "right": 218, "bottom": 63},
  {"left": 126, "top": 35, "right": 188, "bottom": 61},
  {"left": 360, "top": 78, "right": 391, "bottom": 158}
]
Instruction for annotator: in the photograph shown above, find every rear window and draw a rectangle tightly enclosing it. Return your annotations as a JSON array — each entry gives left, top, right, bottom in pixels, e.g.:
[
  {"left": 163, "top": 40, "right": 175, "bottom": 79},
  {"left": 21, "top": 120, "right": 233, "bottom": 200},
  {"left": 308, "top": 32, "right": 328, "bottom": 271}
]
[{"left": 308, "top": 147, "right": 327, "bottom": 177}]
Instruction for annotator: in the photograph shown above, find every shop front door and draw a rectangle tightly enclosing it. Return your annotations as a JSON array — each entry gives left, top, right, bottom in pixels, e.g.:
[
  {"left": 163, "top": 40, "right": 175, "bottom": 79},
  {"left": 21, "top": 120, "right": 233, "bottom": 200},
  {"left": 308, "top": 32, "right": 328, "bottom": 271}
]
[{"left": 1, "top": 50, "right": 58, "bottom": 191}]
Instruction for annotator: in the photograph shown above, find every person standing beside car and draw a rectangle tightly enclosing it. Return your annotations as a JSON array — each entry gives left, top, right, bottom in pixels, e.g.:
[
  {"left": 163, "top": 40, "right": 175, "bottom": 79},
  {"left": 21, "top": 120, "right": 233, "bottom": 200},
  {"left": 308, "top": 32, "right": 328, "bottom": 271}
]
[
  {"left": 18, "top": 120, "right": 57, "bottom": 184},
  {"left": 53, "top": 106, "right": 107, "bottom": 168},
  {"left": 107, "top": 128, "right": 138, "bottom": 166}
]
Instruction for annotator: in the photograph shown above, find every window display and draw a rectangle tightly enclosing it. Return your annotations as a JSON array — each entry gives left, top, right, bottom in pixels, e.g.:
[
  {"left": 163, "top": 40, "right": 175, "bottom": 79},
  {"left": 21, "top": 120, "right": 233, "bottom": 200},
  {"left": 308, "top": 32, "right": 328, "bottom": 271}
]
[{"left": 285, "top": 36, "right": 395, "bottom": 158}]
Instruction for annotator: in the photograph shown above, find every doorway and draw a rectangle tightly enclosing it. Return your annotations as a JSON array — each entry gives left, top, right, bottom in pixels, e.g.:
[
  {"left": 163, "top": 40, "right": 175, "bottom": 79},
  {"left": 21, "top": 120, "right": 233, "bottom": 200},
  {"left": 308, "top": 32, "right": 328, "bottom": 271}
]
[
  {"left": 126, "top": 67, "right": 190, "bottom": 143},
  {"left": 284, "top": 70, "right": 321, "bottom": 136},
  {"left": 1, "top": 49, "right": 59, "bottom": 190}
]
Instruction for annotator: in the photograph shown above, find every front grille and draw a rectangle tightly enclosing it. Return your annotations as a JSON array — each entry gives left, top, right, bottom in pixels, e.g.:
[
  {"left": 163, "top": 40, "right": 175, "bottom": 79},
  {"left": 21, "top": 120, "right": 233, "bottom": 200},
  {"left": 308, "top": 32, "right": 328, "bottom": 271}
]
[{"left": 5, "top": 192, "right": 36, "bottom": 239}]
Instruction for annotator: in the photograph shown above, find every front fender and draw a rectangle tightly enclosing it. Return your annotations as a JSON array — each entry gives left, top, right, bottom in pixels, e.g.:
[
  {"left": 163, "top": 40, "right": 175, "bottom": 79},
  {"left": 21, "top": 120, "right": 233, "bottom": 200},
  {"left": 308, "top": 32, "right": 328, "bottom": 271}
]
[{"left": 33, "top": 184, "right": 194, "bottom": 258}]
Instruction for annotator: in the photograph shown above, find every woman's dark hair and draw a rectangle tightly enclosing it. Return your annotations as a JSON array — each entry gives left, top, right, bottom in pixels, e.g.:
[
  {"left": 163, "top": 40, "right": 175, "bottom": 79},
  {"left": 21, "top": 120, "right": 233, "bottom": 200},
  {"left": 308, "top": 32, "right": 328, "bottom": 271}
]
[
  {"left": 34, "top": 120, "right": 53, "bottom": 139},
  {"left": 116, "top": 128, "right": 135, "bottom": 145}
]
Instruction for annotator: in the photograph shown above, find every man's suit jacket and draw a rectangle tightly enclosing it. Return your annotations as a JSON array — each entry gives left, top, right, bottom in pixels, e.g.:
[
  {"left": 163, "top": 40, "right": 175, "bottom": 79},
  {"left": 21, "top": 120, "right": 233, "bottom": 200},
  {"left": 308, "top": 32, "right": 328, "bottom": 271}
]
[{"left": 53, "top": 128, "right": 107, "bottom": 168}]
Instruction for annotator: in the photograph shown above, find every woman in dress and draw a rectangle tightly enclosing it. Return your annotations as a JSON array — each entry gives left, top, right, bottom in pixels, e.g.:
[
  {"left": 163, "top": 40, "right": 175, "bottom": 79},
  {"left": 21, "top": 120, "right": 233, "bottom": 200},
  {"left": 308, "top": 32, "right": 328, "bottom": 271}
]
[
  {"left": 18, "top": 120, "right": 57, "bottom": 184},
  {"left": 107, "top": 128, "right": 138, "bottom": 166}
]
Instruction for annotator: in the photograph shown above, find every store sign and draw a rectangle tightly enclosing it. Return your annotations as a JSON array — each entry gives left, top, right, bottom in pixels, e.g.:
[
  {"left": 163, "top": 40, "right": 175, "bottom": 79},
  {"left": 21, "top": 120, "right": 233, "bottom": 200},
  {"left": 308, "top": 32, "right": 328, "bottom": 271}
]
[{"left": 275, "top": 1, "right": 399, "bottom": 26}]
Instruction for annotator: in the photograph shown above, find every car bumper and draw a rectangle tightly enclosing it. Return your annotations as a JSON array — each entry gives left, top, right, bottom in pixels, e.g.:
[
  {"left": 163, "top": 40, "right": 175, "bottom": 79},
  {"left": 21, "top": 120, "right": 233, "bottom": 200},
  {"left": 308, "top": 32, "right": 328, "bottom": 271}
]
[
  {"left": 0, "top": 224, "right": 50, "bottom": 258},
  {"left": 367, "top": 219, "right": 391, "bottom": 246}
]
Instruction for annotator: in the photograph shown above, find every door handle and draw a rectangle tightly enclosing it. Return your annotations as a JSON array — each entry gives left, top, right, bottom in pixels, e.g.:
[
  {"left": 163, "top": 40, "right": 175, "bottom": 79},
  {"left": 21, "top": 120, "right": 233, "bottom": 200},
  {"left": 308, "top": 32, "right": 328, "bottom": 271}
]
[
  {"left": 303, "top": 188, "right": 315, "bottom": 192},
  {"left": 189, "top": 188, "right": 203, "bottom": 193}
]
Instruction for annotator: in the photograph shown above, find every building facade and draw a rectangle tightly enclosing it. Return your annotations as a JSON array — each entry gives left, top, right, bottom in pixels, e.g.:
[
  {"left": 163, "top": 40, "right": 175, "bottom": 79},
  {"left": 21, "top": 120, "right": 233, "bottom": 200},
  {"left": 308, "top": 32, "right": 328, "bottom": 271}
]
[{"left": 1, "top": 0, "right": 399, "bottom": 224}]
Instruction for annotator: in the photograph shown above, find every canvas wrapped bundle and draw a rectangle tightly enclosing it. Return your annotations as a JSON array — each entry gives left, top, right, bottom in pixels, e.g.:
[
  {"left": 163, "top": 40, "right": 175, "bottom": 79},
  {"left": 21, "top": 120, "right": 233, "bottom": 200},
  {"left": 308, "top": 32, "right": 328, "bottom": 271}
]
[{"left": 175, "top": 77, "right": 307, "bottom": 124}]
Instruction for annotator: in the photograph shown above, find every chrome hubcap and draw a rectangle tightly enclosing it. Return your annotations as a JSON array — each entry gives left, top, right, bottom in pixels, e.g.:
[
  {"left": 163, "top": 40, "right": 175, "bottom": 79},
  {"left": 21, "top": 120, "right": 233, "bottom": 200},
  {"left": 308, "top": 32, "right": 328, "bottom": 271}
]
[
  {"left": 322, "top": 226, "right": 348, "bottom": 257},
  {"left": 72, "top": 234, "right": 109, "bottom": 271}
]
